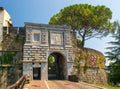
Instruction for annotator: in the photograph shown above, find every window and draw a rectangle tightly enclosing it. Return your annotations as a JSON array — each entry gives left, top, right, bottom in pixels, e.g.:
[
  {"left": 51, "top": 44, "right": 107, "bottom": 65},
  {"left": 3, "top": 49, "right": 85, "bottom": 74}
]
[{"left": 34, "top": 33, "right": 40, "bottom": 41}]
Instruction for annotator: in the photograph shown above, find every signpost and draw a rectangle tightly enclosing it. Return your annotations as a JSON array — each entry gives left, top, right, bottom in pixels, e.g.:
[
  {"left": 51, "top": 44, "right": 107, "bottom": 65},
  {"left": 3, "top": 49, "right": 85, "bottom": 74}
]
[
  {"left": 89, "top": 55, "right": 96, "bottom": 82},
  {"left": 89, "top": 55, "right": 95, "bottom": 67}
]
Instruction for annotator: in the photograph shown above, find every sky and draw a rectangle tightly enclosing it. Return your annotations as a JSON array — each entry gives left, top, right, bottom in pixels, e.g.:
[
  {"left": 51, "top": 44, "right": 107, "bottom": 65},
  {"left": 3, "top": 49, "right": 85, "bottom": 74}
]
[{"left": 0, "top": 0, "right": 120, "bottom": 64}]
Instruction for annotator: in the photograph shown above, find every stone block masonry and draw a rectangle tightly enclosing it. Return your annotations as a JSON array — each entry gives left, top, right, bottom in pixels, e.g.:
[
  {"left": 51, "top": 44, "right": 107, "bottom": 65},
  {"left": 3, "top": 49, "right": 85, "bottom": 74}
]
[{"left": 23, "top": 45, "right": 48, "bottom": 61}]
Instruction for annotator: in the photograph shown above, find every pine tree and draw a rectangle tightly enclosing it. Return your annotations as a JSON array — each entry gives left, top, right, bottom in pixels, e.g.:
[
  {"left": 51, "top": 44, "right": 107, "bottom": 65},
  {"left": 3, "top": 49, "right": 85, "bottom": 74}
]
[
  {"left": 106, "top": 23, "right": 120, "bottom": 85},
  {"left": 49, "top": 4, "right": 117, "bottom": 47}
]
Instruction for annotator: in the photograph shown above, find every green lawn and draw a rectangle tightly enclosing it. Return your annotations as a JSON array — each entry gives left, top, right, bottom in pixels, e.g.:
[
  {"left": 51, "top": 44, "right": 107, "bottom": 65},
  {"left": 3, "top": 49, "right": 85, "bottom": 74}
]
[{"left": 96, "top": 84, "right": 120, "bottom": 89}]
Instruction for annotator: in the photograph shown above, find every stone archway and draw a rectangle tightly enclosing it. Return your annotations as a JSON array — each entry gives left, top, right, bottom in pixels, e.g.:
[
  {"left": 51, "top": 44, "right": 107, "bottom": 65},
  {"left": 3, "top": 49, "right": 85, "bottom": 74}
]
[
  {"left": 48, "top": 52, "right": 67, "bottom": 80},
  {"left": 23, "top": 23, "right": 74, "bottom": 80}
]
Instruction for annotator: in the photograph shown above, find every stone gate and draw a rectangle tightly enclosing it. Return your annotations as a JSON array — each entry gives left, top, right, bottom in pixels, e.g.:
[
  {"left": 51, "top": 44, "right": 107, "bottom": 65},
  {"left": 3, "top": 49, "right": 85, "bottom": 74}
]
[{"left": 23, "top": 22, "right": 74, "bottom": 80}]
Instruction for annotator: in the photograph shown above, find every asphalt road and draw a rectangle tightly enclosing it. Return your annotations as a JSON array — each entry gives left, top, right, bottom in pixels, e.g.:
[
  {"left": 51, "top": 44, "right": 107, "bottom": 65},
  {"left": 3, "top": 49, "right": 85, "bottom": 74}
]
[{"left": 24, "top": 80, "right": 101, "bottom": 89}]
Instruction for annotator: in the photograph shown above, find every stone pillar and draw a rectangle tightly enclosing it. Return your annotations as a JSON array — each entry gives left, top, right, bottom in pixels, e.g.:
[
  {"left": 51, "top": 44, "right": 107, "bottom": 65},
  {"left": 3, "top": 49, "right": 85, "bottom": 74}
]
[
  {"left": 41, "top": 62, "right": 48, "bottom": 80},
  {"left": 67, "top": 62, "right": 73, "bottom": 75},
  {"left": 23, "top": 63, "right": 33, "bottom": 79}
]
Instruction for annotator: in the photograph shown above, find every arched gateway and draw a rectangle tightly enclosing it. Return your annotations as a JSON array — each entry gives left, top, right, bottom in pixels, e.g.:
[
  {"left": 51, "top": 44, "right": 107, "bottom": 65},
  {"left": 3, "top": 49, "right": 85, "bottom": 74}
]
[
  {"left": 23, "top": 22, "right": 74, "bottom": 80},
  {"left": 48, "top": 52, "right": 67, "bottom": 80}
]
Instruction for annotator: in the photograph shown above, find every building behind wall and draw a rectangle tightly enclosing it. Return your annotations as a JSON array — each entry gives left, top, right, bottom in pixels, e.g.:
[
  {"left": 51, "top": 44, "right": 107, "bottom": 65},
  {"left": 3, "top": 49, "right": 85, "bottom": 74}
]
[{"left": 0, "top": 7, "right": 12, "bottom": 50}]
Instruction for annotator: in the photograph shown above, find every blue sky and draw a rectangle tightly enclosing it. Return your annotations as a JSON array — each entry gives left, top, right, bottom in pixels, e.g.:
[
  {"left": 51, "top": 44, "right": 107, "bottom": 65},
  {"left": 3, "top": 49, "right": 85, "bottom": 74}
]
[
  {"left": 1, "top": 0, "right": 120, "bottom": 26},
  {"left": 0, "top": 0, "right": 120, "bottom": 61}
]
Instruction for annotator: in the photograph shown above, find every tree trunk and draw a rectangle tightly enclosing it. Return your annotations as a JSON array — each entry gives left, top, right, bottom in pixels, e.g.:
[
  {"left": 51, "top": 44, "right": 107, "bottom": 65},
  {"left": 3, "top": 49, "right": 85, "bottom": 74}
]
[
  {"left": 81, "top": 29, "right": 87, "bottom": 48},
  {"left": 81, "top": 36, "right": 85, "bottom": 48}
]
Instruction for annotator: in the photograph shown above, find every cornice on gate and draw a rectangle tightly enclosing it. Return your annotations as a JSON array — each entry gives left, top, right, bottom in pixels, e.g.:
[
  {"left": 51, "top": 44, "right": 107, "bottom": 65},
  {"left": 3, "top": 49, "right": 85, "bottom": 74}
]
[{"left": 24, "top": 22, "right": 71, "bottom": 31}]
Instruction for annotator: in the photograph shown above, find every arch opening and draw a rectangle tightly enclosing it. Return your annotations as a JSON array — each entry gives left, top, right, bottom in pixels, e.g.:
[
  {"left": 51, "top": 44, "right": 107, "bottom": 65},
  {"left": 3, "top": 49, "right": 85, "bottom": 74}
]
[{"left": 48, "top": 52, "right": 67, "bottom": 80}]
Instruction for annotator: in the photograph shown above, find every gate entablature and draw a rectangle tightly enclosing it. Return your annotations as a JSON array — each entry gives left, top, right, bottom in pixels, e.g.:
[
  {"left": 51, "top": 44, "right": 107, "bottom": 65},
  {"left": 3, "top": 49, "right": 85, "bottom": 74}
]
[{"left": 25, "top": 22, "right": 72, "bottom": 48}]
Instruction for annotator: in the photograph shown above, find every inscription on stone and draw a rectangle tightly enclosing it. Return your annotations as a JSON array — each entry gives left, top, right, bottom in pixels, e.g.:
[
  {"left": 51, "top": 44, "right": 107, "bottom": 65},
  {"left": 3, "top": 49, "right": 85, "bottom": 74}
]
[{"left": 50, "top": 33, "right": 62, "bottom": 45}]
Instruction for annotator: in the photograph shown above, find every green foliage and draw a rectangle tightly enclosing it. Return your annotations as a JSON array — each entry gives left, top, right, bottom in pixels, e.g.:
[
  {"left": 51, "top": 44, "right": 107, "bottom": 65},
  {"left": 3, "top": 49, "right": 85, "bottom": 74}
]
[
  {"left": 74, "top": 48, "right": 106, "bottom": 80},
  {"left": 0, "top": 42, "right": 3, "bottom": 47},
  {"left": 48, "top": 55, "right": 55, "bottom": 64},
  {"left": 106, "top": 23, "right": 120, "bottom": 61},
  {"left": 15, "top": 34, "right": 20, "bottom": 43},
  {"left": 25, "top": 79, "right": 30, "bottom": 84},
  {"left": 0, "top": 52, "right": 14, "bottom": 65},
  {"left": 95, "top": 84, "right": 120, "bottom": 89},
  {"left": 49, "top": 4, "right": 117, "bottom": 47},
  {"left": 74, "top": 58, "right": 81, "bottom": 74},
  {"left": 77, "top": 39, "right": 82, "bottom": 47},
  {"left": 108, "top": 60, "right": 120, "bottom": 85},
  {"left": 106, "top": 23, "right": 120, "bottom": 85},
  {"left": 76, "top": 48, "right": 105, "bottom": 68}
]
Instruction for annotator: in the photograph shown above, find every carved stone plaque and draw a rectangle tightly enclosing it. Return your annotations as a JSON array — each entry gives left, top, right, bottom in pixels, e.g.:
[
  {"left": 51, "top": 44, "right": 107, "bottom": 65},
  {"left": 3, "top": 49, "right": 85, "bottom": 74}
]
[{"left": 50, "top": 33, "right": 62, "bottom": 45}]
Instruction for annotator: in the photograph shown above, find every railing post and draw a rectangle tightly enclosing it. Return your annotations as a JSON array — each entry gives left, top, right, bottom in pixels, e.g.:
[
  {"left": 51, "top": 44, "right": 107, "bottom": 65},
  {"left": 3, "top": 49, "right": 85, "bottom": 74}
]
[{"left": 6, "top": 75, "right": 26, "bottom": 89}]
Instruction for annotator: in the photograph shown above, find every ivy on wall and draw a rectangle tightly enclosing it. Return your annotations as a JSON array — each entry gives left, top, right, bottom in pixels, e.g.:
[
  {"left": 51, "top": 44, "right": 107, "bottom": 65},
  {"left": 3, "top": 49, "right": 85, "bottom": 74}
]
[
  {"left": 0, "top": 52, "right": 14, "bottom": 65},
  {"left": 74, "top": 48, "right": 106, "bottom": 68}
]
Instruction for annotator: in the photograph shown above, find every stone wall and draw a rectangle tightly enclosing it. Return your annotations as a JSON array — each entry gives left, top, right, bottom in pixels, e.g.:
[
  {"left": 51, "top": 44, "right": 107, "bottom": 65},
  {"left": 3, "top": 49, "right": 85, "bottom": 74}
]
[
  {"left": 0, "top": 27, "right": 24, "bottom": 88},
  {"left": 23, "top": 45, "right": 48, "bottom": 61},
  {"left": 79, "top": 68, "right": 107, "bottom": 84},
  {"left": 71, "top": 37, "right": 108, "bottom": 84}
]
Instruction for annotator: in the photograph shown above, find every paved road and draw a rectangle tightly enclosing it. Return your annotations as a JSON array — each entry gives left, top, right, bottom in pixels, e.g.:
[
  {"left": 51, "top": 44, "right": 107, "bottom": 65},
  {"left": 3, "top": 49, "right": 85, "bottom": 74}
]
[{"left": 24, "top": 80, "right": 101, "bottom": 89}]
